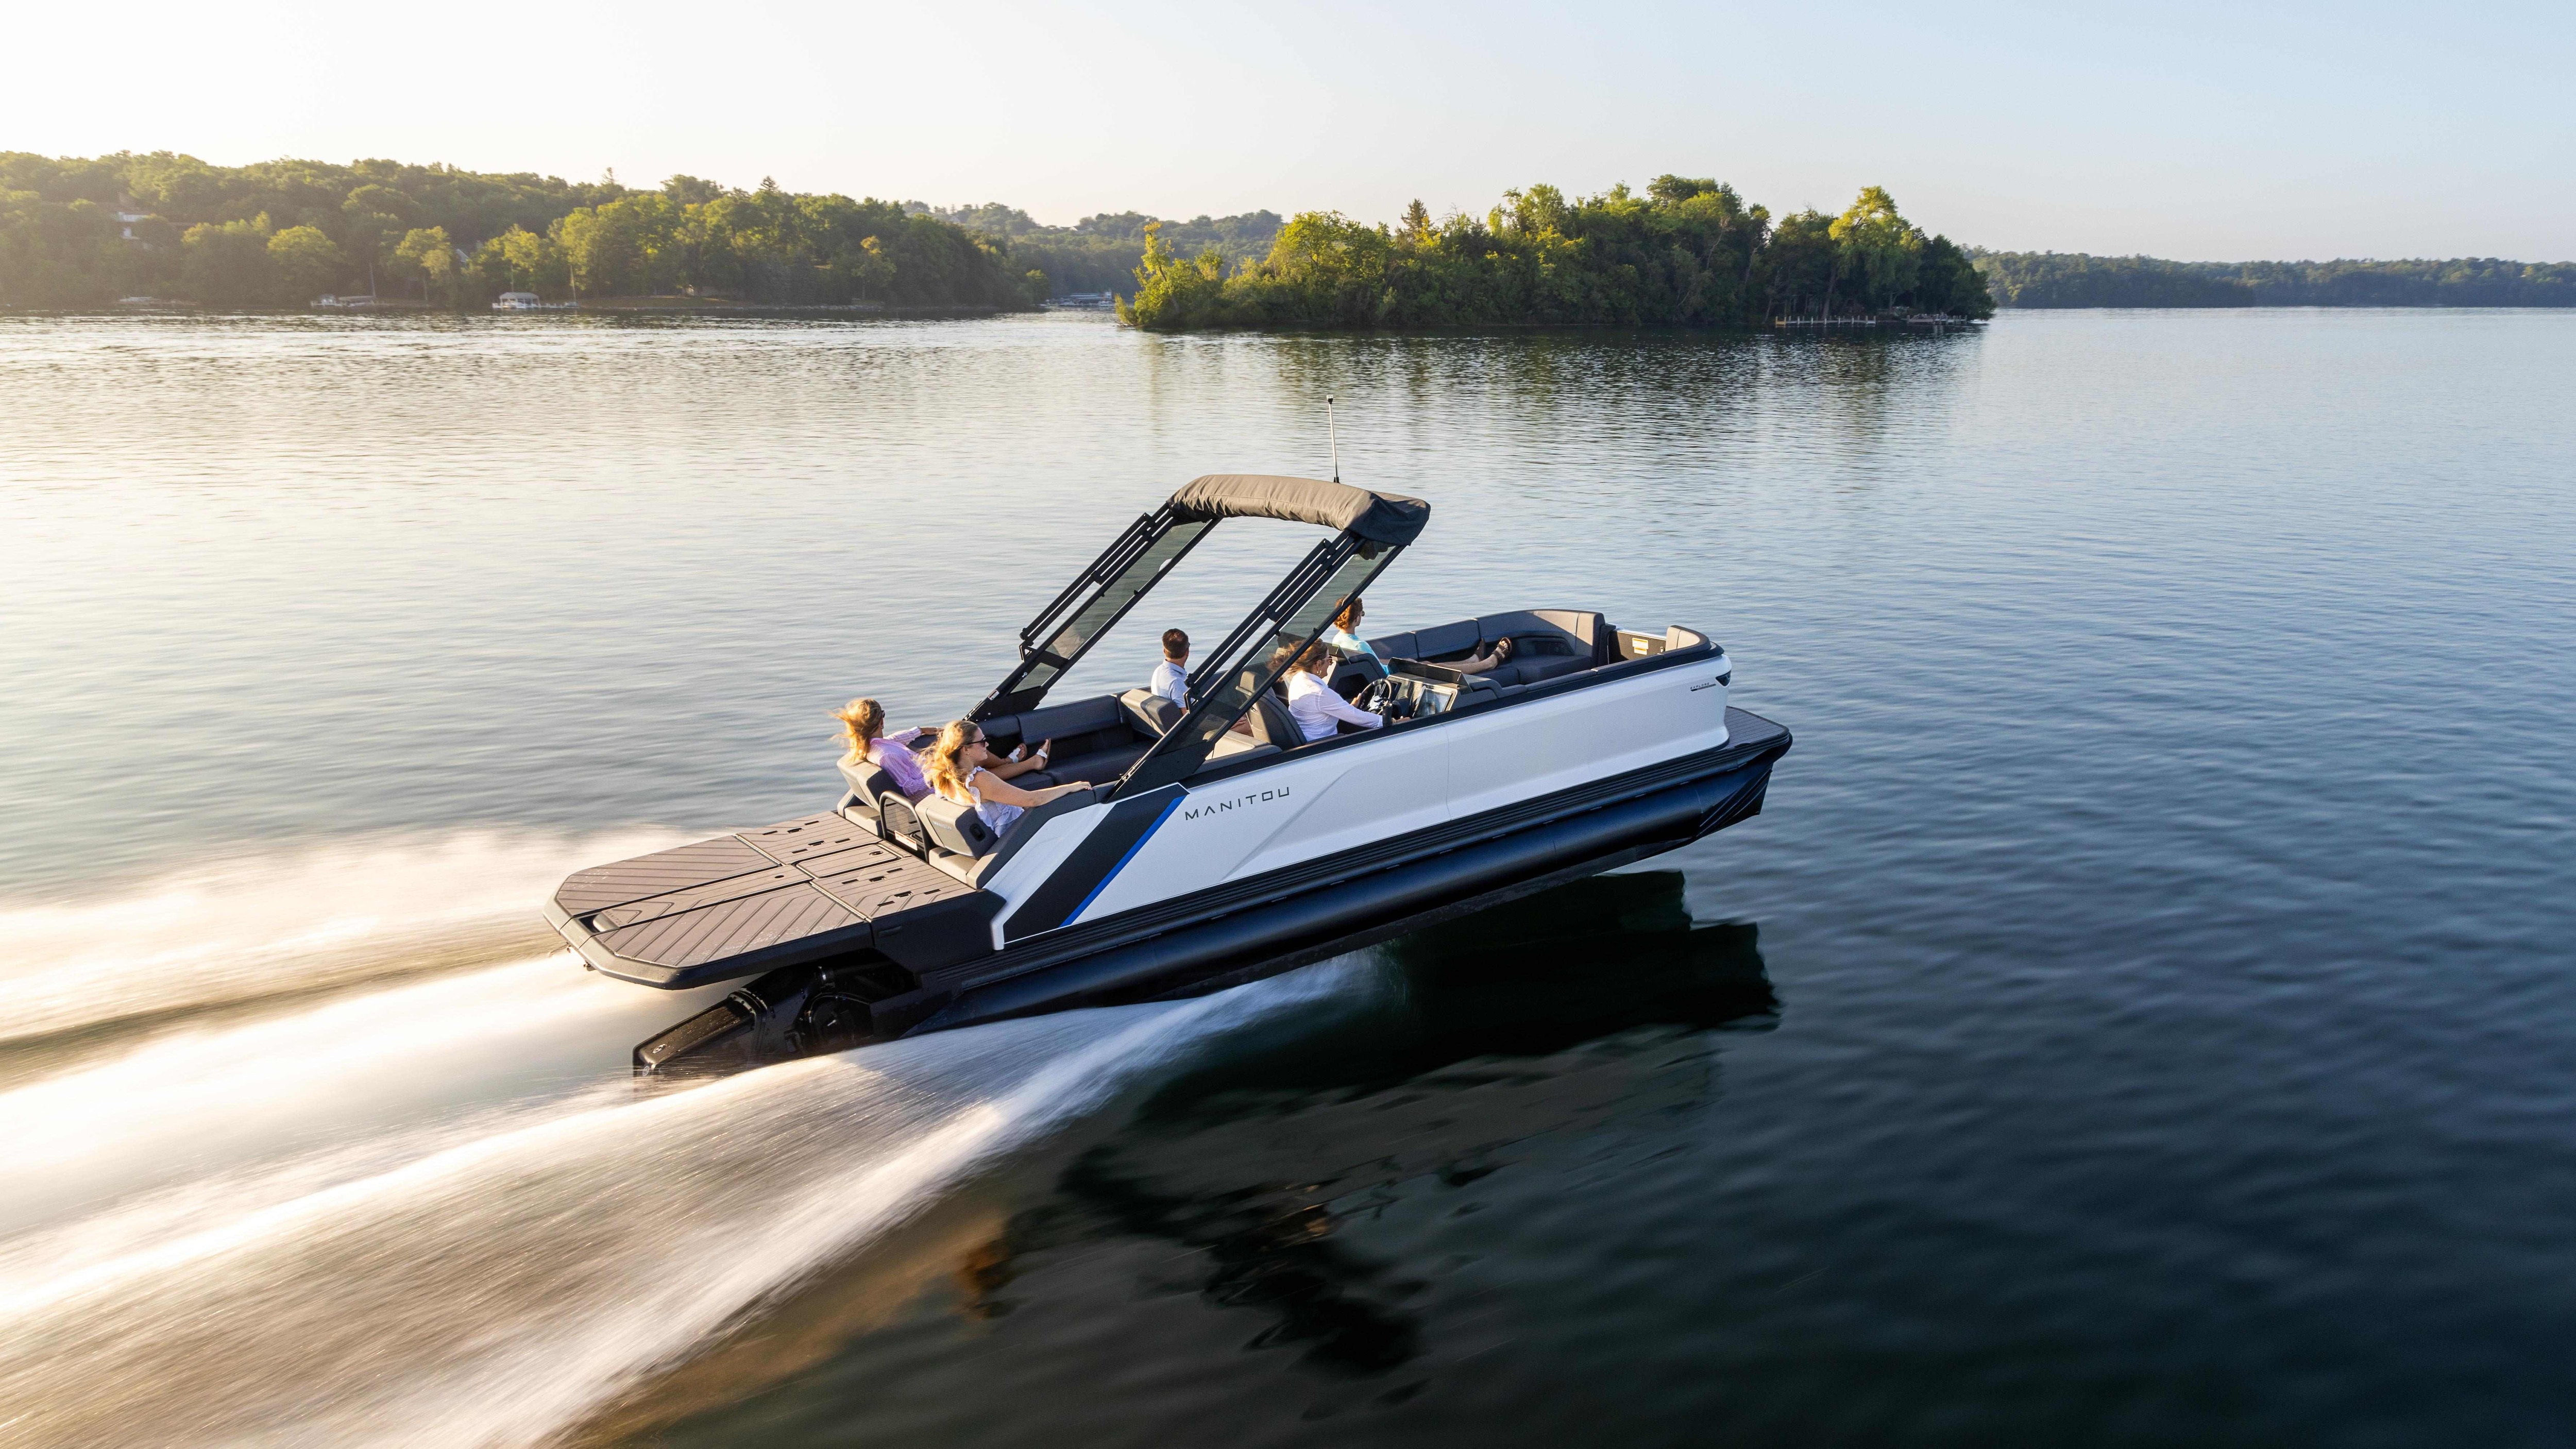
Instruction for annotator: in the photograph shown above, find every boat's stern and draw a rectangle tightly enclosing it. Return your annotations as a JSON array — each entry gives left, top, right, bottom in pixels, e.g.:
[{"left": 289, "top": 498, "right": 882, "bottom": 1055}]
[{"left": 545, "top": 813, "right": 994, "bottom": 990}]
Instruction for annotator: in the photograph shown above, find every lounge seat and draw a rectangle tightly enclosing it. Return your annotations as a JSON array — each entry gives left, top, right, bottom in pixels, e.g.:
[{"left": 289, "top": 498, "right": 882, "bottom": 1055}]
[
  {"left": 1020, "top": 739, "right": 1154, "bottom": 791},
  {"left": 1369, "top": 608, "right": 1614, "bottom": 689},
  {"left": 1475, "top": 650, "right": 1593, "bottom": 688},
  {"left": 1483, "top": 610, "right": 1614, "bottom": 667},
  {"left": 916, "top": 793, "right": 1002, "bottom": 858},
  {"left": 980, "top": 695, "right": 1128, "bottom": 759},
  {"left": 838, "top": 759, "right": 891, "bottom": 803}
]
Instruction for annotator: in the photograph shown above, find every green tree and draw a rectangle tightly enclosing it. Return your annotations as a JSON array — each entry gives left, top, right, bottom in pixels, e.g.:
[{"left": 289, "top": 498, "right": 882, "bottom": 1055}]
[
  {"left": 340, "top": 193, "right": 407, "bottom": 296},
  {"left": 549, "top": 207, "right": 614, "bottom": 297},
  {"left": 498, "top": 225, "right": 553, "bottom": 290},
  {"left": 1916, "top": 235, "right": 1994, "bottom": 317},
  {"left": 180, "top": 215, "right": 278, "bottom": 305},
  {"left": 1828, "top": 186, "right": 1922, "bottom": 313},
  {"left": 0, "top": 189, "right": 130, "bottom": 306},
  {"left": 391, "top": 225, "right": 455, "bottom": 303},
  {"left": 266, "top": 225, "right": 347, "bottom": 300},
  {"left": 1761, "top": 210, "right": 1834, "bottom": 318},
  {"left": 1399, "top": 199, "right": 1433, "bottom": 244},
  {"left": 1118, "top": 221, "right": 1236, "bottom": 328}
]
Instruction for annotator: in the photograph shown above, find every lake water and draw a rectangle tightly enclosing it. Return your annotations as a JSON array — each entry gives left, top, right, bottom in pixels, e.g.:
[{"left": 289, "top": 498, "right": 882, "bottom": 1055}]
[{"left": 2, "top": 308, "right": 2571, "bottom": 1446}]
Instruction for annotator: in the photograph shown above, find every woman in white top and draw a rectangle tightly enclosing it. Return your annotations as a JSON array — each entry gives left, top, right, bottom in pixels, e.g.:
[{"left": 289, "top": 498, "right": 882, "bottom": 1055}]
[
  {"left": 1283, "top": 641, "right": 1387, "bottom": 742},
  {"left": 923, "top": 721, "right": 1092, "bottom": 840}
]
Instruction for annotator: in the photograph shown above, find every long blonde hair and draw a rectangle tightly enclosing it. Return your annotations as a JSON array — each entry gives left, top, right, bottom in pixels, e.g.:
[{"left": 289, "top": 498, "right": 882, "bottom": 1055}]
[
  {"left": 831, "top": 697, "right": 886, "bottom": 764},
  {"left": 923, "top": 720, "right": 979, "bottom": 802}
]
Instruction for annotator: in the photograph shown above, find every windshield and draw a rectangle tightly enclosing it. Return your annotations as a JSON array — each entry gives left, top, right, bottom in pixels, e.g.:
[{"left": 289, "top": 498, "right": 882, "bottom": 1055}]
[
  {"left": 974, "top": 515, "right": 1212, "bottom": 719},
  {"left": 1120, "top": 542, "right": 1396, "bottom": 794}
]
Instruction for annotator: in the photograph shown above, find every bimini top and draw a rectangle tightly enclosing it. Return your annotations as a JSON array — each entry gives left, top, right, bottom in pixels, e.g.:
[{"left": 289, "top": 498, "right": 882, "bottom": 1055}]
[{"left": 1167, "top": 474, "right": 1430, "bottom": 547}]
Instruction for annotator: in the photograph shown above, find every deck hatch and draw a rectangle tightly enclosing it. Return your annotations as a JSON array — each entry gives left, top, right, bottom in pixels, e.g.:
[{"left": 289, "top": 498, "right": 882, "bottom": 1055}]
[
  {"left": 742, "top": 814, "right": 880, "bottom": 865},
  {"left": 592, "top": 883, "right": 865, "bottom": 970},
  {"left": 554, "top": 836, "right": 778, "bottom": 916},
  {"left": 586, "top": 865, "right": 808, "bottom": 931}
]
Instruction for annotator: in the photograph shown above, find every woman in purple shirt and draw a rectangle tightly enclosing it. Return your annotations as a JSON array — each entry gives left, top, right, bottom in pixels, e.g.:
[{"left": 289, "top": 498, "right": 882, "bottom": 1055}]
[{"left": 835, "top": 697, "right": 1050, "bottom": 799}]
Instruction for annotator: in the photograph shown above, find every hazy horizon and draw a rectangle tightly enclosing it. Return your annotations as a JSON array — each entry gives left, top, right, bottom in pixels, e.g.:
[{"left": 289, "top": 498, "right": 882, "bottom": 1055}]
[{"left": 7, "top": 0, "right": 2570, "bottom": 263}]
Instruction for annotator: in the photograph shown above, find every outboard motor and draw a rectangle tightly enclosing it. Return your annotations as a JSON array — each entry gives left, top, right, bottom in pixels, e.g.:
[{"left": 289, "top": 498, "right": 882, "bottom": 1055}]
[{"left": 633, "top": 959, "right": 914, "bottom": 1080}]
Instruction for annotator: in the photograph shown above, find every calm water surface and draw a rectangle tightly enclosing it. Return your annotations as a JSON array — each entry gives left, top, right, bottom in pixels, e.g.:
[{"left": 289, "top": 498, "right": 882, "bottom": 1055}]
[{"left": 1, "top": 309, "right": 2571, "bottom": 1446}]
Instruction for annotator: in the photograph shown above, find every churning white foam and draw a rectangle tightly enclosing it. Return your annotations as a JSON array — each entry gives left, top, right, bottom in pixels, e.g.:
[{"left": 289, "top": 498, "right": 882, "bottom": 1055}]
[
  {"left": 0, "top": 832, "right": 1358, "bottom": 1445},
  {"left": 0, "top": 827, "right": 687, "bottom": 1050},
  {"left": 0, "top": 969, "right": 1346, "bottom": 1448}
]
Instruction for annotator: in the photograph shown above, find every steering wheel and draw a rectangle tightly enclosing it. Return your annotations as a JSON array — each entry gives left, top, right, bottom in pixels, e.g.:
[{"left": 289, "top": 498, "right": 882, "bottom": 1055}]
[{"left": 1358, "top": 677, "right": 1410, "bottom": 720}]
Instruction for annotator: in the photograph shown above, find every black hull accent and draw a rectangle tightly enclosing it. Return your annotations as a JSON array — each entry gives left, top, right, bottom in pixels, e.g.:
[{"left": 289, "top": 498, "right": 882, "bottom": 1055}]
[
  {"left": 629, "top": 715, "right": 1788, "bottom": 1076},
  {"left": 909, "top": 745, "right": 1782, "bottom": 1036}
]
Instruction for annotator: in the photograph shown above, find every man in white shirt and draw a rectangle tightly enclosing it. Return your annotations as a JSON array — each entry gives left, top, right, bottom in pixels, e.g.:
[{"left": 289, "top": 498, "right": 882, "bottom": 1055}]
[
  {"left": 1149, "top": 629, "right": 1191, "bottom": 708},
  {"left": 1283, "top": 642, "right": 1385, "bottom": 742}
]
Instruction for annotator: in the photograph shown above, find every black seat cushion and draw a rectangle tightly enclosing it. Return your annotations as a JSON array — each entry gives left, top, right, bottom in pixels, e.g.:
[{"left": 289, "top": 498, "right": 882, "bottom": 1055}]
[
  {"left": 1245, "top": 693, "right": 1303, "bottom": 749},
  {"left": 1487, "top": 653, "right": 1593, "bottom": 687},
  {"left": 1118, "top": 687, "right": 1183, "bottom": 736},
  {"left": 986, "top": 694, "right": 1124, "bottom": 748},
  {"left": 837, "top": 758, "right": 901, "bottom": 808},
  {"left": 1029, "top": 739, "right": 1155, "bottom": 789},
  {"left": 1410, "top": 620, "right": 1481, "bottom": 659},
  {"left": 915, "top": 793, "right": 1002, "bottom": 857}
]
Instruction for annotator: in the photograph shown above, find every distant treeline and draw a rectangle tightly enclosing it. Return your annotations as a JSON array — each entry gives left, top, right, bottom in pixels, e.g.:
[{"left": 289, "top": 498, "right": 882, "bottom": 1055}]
[
  {"left": 0, "top": 152, "right": 1045, "bottom": 310},
  {"left": 1975, "top": 250, "right": 2576, "bottom": 308},
  {"left": 1118, "top": 181, "right": 1993, "bottom": 331},
  {"left": 926, "top": 204, "right": 1281, "bottom": 295}
]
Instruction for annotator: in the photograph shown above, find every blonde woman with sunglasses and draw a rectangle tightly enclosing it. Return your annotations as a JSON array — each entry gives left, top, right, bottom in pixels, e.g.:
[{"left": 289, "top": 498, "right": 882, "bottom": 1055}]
[{"left": 923, "top": 721, "right": 1092, "bottom": 841}]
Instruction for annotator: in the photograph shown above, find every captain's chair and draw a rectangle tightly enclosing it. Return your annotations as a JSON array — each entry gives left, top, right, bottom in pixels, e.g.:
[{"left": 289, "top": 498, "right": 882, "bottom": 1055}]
[{"left": 1243, "top": 691, "right": 1305, "bottom": 749}]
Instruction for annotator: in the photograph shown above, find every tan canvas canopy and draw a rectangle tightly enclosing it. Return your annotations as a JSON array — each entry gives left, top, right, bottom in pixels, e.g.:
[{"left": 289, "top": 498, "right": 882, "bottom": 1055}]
[{"left": 1167, "top": 474, "right": 1431, "bottom": 547}]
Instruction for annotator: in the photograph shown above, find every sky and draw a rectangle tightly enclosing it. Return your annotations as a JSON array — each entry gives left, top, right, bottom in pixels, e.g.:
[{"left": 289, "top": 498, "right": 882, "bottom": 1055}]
[{"left": 7, "top": 0, "right": 2571, "bottom": 261}]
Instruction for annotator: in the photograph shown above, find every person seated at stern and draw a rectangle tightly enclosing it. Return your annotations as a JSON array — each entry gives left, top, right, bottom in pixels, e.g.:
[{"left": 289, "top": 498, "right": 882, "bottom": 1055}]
[
  {"left": 923, "top": 721, "right": 1091, "bottom": 840},
  {"left": 1150, "top": 629, "right": 1191, "bottom": 708},
  {"left": 836, "top": 697, "right": 1052, "bottom": 799},
  {"left": 833, "top": 697, "right": 936, "bottom": 799},
  {"left": 1284, "top": 641, "right": 1386, "bottom": 742}
]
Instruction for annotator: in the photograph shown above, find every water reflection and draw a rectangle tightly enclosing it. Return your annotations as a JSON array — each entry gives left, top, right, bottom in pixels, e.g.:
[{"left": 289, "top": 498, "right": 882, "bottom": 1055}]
[
  {"left": 977, "top": 871, "right": 1774, "bottom": 1377},
  {"left": 572, "top": 871, "right": 1773, "bottom": 1442}
]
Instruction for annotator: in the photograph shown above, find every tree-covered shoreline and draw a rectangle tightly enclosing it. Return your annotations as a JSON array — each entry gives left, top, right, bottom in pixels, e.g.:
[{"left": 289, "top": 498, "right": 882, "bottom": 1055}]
[
  {"left": 14, "top": 149, "right": 2565, "bottom": 321},
  {"left": 1974, "top": 250, "right": 2576, "bottom": 308},
  {"left": 1116, "top": 180, "right": 1994, "bottom": 331},
  {"left": 925, "top": 204, "right": 1281, "bottom": 296},
  {"left": 0, "top": 152, "right": 1048, "bottom": 311}
]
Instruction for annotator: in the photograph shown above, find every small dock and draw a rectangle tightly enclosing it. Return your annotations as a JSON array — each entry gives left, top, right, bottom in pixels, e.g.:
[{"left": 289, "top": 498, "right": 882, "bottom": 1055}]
[{"left": 1774, "top": 314, "right": 1984, "bottom": 331}]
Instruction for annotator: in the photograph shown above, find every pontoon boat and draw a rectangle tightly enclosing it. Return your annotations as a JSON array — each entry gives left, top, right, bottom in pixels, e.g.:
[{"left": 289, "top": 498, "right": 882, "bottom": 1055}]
[{"left": 543, "top": 475, "right": 1792, "bottom": 1076}]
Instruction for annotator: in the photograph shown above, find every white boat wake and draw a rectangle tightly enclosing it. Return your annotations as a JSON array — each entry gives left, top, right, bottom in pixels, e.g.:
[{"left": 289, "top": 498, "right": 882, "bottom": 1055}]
[
  {"left": 0, "top": 828, "right": 686, "bottom": 1053},
  {"left": 0, "top": 832, "right": 1348, "bottom": 1448}
]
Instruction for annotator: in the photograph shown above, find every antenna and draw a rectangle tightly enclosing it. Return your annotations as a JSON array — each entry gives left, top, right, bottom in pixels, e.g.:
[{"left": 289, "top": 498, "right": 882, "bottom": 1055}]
[{"left": 1326, "top": 396, "right": 1340, "bottom": 483}]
